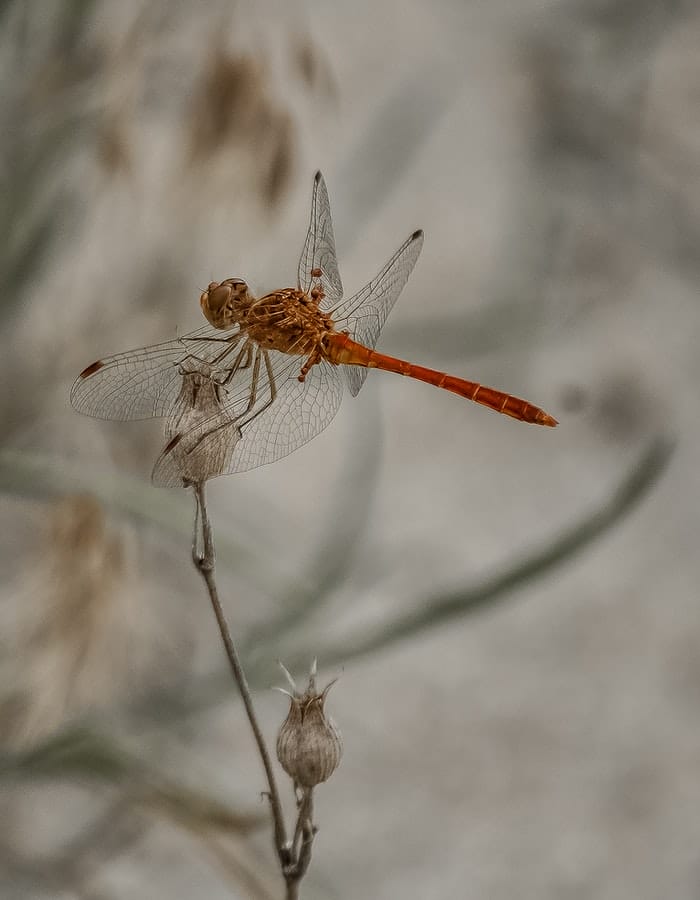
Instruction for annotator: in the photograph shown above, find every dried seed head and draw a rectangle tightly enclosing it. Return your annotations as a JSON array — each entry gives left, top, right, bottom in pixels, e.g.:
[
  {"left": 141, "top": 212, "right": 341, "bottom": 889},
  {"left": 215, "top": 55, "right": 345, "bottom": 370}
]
[{"left": 276, "top": 661, "right": 342, "bottom": 788}]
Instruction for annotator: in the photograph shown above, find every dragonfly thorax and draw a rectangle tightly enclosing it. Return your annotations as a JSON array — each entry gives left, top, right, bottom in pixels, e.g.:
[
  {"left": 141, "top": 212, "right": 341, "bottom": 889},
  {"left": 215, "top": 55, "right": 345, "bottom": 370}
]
[
  {"left": 243, "top": 288, "right": 335, "bottom": 356},
  {"left": 200, "top": 278, "right": 254, "bottom": 330}
]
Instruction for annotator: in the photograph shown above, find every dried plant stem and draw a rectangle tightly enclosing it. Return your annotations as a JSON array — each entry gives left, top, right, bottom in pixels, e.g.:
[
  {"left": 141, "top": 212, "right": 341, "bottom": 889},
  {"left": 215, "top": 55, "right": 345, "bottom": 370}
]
[
  {"left": 291, "top": 788, "right": 315, "bottom": 883},
  {"left": 191, "top": 482, "right": 290, "bottom": 873}
]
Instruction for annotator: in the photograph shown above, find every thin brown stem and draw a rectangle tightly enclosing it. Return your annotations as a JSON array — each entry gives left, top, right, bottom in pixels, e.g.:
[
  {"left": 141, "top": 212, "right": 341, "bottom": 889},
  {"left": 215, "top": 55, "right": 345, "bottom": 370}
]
[
  {"left": 293, "top": 790, "right": 315, "bottom": 881},
  {"left": 284, "top": 787, "right": 315, "bottom": 897},
  {"left": 291, "top": 789, "right": 305, "bottom": 862},
  {"left": 191, "top": 481, "right": 290, "bottom": 871}
]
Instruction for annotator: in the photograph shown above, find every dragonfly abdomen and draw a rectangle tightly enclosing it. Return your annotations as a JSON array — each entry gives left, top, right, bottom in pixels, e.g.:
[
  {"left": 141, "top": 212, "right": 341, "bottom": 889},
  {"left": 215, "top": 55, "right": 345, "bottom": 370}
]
[{"left": 323, "top": 333, "right": 557, "bottom": 426}]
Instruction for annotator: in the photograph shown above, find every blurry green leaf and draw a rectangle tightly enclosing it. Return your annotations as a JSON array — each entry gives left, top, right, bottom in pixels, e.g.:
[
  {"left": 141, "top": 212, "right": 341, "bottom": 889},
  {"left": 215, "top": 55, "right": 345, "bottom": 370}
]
[
  {"left": 1, "top": 203, "right": 66, "bottom": 306},
  {"left": 281, "top": 433, "right": 676, "bottom": 669},
  {"left": 335, "top": 64, "right": 454, "bottom": 251},
  {"left": 0, "top": 0, "right": 106, "bottom": 322},
  {"left": 0, "top": 724, "right": 264, "bottom": 836},
  {"left": 143, "top": 781, "right": 264, "bottom": 834},
  {"left": 0, "top": 150, "right": 69, "bottom": 318},
  {"left": 55, "top": 0, "right": 99, "bottom": 55},
  {"left": 0, "top": 725, "right": 141, "bottom": 781}
]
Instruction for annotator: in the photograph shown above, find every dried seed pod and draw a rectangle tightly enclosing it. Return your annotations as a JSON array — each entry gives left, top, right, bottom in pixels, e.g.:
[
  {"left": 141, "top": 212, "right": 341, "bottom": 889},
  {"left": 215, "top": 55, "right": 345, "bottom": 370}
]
[
  {"left": 151, "top": 361, "right": 242, "bottom": 487},
  {"left": 276, "top": 661, "right": 342, "bottom": 788}
]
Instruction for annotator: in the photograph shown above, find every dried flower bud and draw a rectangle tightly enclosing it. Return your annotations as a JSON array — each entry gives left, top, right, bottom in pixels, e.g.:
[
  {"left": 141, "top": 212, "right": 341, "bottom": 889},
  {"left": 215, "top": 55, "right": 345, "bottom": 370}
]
[{"left": 276, "top": 661, "right": 342, "bottom": 788}]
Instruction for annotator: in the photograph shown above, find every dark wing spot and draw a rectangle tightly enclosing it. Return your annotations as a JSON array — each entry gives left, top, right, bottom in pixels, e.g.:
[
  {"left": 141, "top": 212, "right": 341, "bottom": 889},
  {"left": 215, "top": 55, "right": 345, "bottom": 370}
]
[
  {"left": 79, "top": 360, "right": 105, "bottom": 378},
  {"left": 162, "top": 434, "right": 182, "bottom": 454}
]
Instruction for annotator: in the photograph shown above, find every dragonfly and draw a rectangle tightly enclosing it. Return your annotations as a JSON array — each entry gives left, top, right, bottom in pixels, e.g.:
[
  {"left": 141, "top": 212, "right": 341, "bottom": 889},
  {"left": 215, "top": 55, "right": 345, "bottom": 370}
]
[{"left": 71, "top": 172, "right": 557, "bottom": 485}]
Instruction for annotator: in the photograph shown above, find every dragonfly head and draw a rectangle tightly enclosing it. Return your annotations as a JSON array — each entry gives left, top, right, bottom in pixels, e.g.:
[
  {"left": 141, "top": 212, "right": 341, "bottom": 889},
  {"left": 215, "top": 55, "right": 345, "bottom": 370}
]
[{"left": 200, "top": 277, "right": 252, "bottom": 329}]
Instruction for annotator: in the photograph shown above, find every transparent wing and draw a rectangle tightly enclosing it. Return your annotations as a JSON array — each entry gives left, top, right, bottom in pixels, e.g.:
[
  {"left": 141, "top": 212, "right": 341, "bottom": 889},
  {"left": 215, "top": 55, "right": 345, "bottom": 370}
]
[
  {"left": 154, "top": 347, "right": 345, "bottom": 481},
  {"left": 297, "top": 171, "right": 344, "bottom": 305},
  {"left": 70, "top": 324, "right": 244, "bottom": 421},
  {"left": 229, "top": 354, "right": 343, "bottom": 473},
  {"left": 330, "top": 229, "right": 423, "bottom": 396}
]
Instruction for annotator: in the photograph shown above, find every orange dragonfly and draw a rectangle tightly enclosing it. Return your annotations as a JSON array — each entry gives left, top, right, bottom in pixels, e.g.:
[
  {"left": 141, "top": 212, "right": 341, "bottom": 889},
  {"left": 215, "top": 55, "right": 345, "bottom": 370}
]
[{"left": 72, "top": 172, "right": 556, "bottom": 485}]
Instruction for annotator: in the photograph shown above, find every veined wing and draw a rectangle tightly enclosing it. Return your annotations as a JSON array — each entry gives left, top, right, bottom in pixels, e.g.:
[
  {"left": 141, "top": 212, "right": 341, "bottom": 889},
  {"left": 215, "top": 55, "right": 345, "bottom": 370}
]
[
  {"left": 155, "top": 347, "right": 344, "bottom": 481},
  {"left": 70, "top": 324, "right": 244, "bottom": 421},
  {"left": 329, "top": 229, "right": 423, "bottom": 396},
  {"left": 297, "top": 171, "right": 344, "bottom": 306}
]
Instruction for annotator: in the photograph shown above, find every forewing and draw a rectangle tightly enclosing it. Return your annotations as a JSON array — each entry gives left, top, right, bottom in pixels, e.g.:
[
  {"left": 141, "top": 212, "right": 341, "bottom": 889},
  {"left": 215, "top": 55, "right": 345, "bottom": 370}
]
[
  {"left": 330, "top": 230, "right": 423, "bottom": 396},
  {"left": 70, "top": 324, "right": 243, "bottom": 420},
  {"left": 297, "top": 171, "right": 344, "bottom": 305},
  {"left": 155, "top": 348, "right": 344, "bottom": 480}
]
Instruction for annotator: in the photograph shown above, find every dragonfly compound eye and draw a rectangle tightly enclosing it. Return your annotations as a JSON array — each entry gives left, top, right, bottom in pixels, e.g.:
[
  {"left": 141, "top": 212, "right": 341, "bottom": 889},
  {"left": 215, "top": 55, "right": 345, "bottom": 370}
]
[
  {"left": 200, "top": 280, "right": 245, "bottom": 329},
  {"left": 224, "top": 278, "right": 249, "bottom": 299}
]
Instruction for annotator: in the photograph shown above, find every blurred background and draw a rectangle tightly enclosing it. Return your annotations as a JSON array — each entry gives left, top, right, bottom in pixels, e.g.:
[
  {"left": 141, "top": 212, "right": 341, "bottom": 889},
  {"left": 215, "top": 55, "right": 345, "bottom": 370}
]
[{"left": 1, "top": 0, "right": 699, "bottom": 897}]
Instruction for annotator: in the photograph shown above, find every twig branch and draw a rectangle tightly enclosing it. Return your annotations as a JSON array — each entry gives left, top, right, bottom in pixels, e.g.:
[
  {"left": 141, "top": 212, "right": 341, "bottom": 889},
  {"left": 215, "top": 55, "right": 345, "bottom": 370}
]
[
  {"left": 191, "top": 481, "right": 290, "bottom": 871},
  {"left": 292, "top": 789, "right": 315, "bottom": 882},
  {"left": 282, "top": 787, "right": 315, "bottom": 900}
]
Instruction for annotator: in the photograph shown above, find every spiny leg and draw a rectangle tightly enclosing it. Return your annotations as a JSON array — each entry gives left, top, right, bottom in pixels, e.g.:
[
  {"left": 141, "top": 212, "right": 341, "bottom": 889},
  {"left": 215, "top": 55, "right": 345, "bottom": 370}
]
[
  {"left": 236, "top": 347, "right": 277, "bottom": 426},
  {"left": 184, "top": 348, "right": 277, "bottom": 457},
  {"left": 233, "top": 342, "right": 255, "bottom": 373},
  {"left": 220, "top": 342, "right": 254, "bottom": 387},
  {"left": 299, "top": 347, "right": 322, "bottom": 382},
  {"left": 309, "top": 268, "right": 325, "bottom": 306},
  {"left": 242, "top": 350, "right": 262, "bottom": 413},
  {"left": 180, "top": 332, "right": 243, "bottom": 369}
]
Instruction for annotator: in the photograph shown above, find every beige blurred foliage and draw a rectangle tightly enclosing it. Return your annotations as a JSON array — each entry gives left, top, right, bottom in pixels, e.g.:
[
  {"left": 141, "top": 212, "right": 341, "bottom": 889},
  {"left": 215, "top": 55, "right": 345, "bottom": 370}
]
[{"left": 4, "top": 495, "right": 132, "bottom": 747}]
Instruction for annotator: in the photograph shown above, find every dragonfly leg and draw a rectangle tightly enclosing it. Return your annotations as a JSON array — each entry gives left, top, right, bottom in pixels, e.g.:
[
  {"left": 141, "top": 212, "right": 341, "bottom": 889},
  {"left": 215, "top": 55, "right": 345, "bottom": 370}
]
[
  {"left": 241, "top": 350, "right": 262, "bottom": 412},
  {"left": 236, "top": 349, "right": 277, "bottom": 425},
  {"left": 298, "top": 346, "right": 322, "bottom": 382},
  {"left": 218, "top": 343, "right": 254, "bottom": 386},
  {"left": 183, "top": 349, "right": 278, "bottom": 458},
  {"left": 180, "top": 333, "right": 243, "bottom": 369},
  {"left": 264, "top": 349, "right": 277, "bottom": 403}
]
